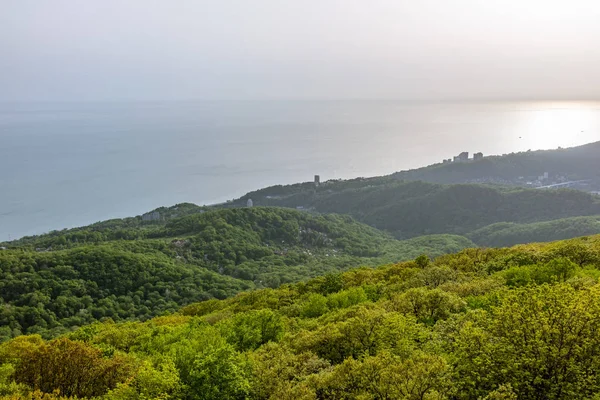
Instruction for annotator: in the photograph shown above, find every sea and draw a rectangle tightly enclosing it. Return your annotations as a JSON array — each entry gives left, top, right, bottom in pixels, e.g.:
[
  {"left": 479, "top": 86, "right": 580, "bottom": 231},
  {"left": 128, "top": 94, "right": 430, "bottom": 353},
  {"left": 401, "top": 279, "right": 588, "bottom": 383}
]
[{"left": 1, "top": 100, "right": 600, "bottom": 240}]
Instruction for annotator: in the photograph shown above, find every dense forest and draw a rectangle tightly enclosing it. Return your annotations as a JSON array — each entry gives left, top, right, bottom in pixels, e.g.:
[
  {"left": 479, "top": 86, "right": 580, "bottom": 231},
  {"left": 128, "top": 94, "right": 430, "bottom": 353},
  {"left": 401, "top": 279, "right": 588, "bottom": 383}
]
[
  {"left": 0, "top": 207, "right": 473, "bottom": 341},
  {"left": 5, "top": 153, "right": 600, "bottom": 399},
  {"left": 468, "top": 215, "right": 600, "bottom": 247},
  {"left": 2, "top": 235, "right": 600, "bottom": 399},
  {"left": 391, "top": 140, "right": 600, "bottom": 184},
  {"left": 233, "top": 180, "right": 600, "bottom": 239}
]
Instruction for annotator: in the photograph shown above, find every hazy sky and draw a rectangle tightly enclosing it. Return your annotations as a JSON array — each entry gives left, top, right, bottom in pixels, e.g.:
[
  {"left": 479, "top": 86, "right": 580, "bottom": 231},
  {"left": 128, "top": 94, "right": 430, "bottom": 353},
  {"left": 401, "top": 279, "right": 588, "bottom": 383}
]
[{"left": 3, "top": 0, "right": 600, "bottom": 101}]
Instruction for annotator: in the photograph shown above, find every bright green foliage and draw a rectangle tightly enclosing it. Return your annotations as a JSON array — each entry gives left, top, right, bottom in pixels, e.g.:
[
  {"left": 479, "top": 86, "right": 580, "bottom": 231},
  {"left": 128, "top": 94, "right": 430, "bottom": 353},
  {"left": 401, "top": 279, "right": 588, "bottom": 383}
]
[
  {"left": 0, "top": 207, "right": 474, "bottom": 341},
  {"left": 103, "top": 359, "right": 180, "bottom": 400},
  {"left": 447, "top": 284, "right": 600, "bottom": 399},
  {"left": 502, "top": 257, "right": 578, "bottom": 286},
  {"left": 416, "top": 265, "right": 458, "bottom": 287},
  {"left": 186, "top": 345, "right": 251, "bottom": 400},
  {"left": 0, "top": 364, "right": 24, "bottom": 397},
  {"left": 3, "top": 235, "right": 600, "bottom": 398},
  {"left": 482, "top": 385, "right": 518, "bottom": 400},
  {"left": 249, "top": 342, "right": 329, "bottom": 400},
  {"left": 326, "top": 287, "right": 368, "bottom": 310},
  {"left": 145, "top": 322, "right": 252, "bottom": 400},
  {"left": 300, "top": 294, "right": 329, "bottom": 318},
  {"left": 292, "top": 306, "right": 425, "bottom": 364},
  {"left": 389, "top": 287, "right": 465, "bottom": 324},
  {"left": 10, "top": 338, "right": 135, "bottom": 398},
  {"left": 219, "top": 309, "right": 285, "bottom": 351},
  {"left": 315, "top": 350, "right": 449, "bottom": 399},
  {"left": 318, "top": 273, "right": 344, "bottom": 295}
]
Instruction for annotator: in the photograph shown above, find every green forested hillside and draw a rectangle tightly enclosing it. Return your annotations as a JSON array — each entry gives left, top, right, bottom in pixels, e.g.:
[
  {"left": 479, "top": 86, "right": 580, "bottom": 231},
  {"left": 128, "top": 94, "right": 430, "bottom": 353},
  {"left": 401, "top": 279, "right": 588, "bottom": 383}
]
[
  {"left": 391, "top": 140, "right": 600, "bottom": 184},
  {"left": 3, "top": 236, "right": 600, "bottom": 399},
  {"left": 0, "top": 207, "right": 473, "bottom": 341},
  {"left": 233, "top": 180, "right": 600, "bottom": 238},
  {"left": 469, "top": 215, "right": 600, "bottom": 247},
  {"left": 5, "top": 203, "right": 206, "bottom": 248}
]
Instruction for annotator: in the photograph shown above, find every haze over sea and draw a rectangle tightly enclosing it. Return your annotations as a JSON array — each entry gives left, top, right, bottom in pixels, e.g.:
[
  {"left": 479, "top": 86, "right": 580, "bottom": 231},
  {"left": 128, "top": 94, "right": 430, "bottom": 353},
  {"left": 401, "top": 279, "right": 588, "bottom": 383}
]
[{"left": 1, "top": 100, "right": 600, "bottom": 240}]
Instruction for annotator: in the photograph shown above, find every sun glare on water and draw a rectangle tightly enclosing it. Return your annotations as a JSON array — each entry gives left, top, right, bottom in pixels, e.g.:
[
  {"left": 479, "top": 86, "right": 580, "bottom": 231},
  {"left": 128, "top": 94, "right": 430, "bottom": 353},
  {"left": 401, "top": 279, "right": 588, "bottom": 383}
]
[{"left": 518, "top": 102, "right": 600, "bottom": 150}]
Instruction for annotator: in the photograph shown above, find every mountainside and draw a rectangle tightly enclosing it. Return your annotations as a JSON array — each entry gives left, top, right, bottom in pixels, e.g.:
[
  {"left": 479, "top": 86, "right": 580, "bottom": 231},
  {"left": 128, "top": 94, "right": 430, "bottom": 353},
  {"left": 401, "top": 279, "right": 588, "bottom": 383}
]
[
  {"left": 233, "top": 180, "right": 600, "bottom": 239},
  {"left": 0, "top": 206, "right": 473, "bottom": 341},
  {"left": 391, "top": 140, "right": 600, "bottom": 187},
  {"left": 3, "top": 235, "right": 600, "bottom": 399},
  {"left": 468, "top": 215, "right": 600, "bottom": 247},
  {"left": 5, "top": 142, "right": 600, "bottom": 399}
]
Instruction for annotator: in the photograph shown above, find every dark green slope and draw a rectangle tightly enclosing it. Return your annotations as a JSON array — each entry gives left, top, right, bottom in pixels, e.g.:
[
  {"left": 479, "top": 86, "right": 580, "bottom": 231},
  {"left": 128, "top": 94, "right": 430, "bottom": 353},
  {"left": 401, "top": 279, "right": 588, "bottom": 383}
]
[
  {"left": 232, "top": 180, "right": 600, "bottom": 238},
  {"left": 5, "top": 235, "right": 600, "bottom": 399},
  {"left": 0, "top": 207, "right": 473, "bottom": 341},
  {"left": 391, "top": 140, "right": 600, "bottom": 184},
  {"left": 469, "top": 215, "right": 600, "bottom": 247},
  {"left": 6, "top": 202, "right": 206, "bottom": 248}
]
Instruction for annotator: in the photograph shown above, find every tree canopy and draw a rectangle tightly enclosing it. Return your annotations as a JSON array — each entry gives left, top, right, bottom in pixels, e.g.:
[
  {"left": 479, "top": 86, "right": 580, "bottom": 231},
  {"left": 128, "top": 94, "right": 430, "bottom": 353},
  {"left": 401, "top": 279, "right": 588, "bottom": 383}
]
[
  {"left": 3, "top": 235, "right": 600, "bottom": 399},
  {"left": 0, "top": 207, "right": 473, "bottom": 341}
]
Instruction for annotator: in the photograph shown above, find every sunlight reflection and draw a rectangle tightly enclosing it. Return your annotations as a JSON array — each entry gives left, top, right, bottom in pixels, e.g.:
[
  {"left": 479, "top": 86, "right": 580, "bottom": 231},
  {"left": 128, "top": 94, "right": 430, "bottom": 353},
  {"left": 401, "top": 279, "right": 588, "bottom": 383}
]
[{"left": 517, "top": 102, "right": 599, "bottom": 150}]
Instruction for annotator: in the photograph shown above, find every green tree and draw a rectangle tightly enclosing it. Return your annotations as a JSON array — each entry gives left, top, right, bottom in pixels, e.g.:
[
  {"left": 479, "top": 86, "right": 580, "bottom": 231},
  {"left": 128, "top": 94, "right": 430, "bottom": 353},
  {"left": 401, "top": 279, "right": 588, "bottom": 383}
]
[
  {"left": 300, "top": 294, "right": 329, "bottom": 318},
  {"left": 13, "top": 338, "right": 134, "bottom": 398},
  {"left": 450, "top": 284, "right": 600, "bottom": 399},
  {"left": 187, "top": 345, "right": 250, "bottom": 400},
  {"left": 389, "top": 287, "right": 465, "bottom": 324},
  {"left": 220, "top": 309, "right": 285, "bottom": 351}
]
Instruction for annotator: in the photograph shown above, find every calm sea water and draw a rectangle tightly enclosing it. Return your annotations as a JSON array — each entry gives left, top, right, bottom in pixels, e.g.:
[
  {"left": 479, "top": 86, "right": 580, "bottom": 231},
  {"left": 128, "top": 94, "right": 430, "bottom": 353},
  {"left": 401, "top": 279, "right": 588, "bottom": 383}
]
[{"left": 1, "top": 100, "right": 600, "bottom": 240}]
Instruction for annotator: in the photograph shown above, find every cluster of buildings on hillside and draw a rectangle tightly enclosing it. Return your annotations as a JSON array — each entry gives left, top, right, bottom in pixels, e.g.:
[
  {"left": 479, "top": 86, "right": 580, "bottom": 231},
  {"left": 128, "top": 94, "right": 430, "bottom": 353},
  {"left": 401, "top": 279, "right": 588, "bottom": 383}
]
[
  {"left": 466, "top": 172, "right": 598, "bottom": 192},
  {"left": 466, "top": 174, "right": 557, "bottom": 187},
  {"left": 442, "top": 151, "right": 484, "bottom": 164}
]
